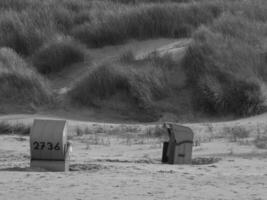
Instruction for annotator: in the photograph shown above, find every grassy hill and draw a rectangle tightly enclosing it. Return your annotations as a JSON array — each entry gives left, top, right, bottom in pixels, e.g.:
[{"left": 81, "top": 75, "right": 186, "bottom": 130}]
[{"left": 0, "top": 0, "right": 267, "bottom": 122}]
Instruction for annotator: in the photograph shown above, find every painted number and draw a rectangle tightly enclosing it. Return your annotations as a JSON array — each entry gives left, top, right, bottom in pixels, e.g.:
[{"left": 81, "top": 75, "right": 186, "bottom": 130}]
[{"left": 33, "top": 141, "right": 60, "bottom": 151}]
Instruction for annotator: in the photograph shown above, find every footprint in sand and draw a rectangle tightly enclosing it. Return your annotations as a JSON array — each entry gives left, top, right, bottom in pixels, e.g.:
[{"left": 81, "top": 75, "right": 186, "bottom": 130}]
[
  {"left": 188, "top": 176, "right": 195, "bottom": 180},
  {"left": 182, "top": 172, "right": 190, "bottom": 175}
]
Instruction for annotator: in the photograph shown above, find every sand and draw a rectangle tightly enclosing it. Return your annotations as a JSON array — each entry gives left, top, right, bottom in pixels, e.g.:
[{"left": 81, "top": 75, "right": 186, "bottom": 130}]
[{"left": 1, "top": 114, "right": 267, "bottom": 200}]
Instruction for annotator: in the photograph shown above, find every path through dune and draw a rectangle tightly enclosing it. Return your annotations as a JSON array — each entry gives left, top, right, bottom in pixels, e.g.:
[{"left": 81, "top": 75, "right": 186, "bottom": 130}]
[{"left": 49, "top": 38, "right": 189, "bottom": 93}]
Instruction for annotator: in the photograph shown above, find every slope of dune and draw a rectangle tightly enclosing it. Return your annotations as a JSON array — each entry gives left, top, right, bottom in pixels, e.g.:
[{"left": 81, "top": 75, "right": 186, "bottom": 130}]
[
  {"left": 49, "top": 38, "right": 181, "bottom": 93},
  {"left": 38, "top": 38, "right": 193, "bottom": 123}
]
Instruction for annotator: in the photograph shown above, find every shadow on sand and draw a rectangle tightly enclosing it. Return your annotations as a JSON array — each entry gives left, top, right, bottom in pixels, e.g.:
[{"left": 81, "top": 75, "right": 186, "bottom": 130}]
[
  {"left": 0, "top": 167, "right": 48, "bottom": 172},
  {"left": 0, "top": 164, "right": 105, "bottom": 172}
]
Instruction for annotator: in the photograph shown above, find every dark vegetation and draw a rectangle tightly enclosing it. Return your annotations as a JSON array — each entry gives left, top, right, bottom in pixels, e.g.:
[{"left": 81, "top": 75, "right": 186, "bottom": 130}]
[
  {"left": 71, "top": 2, "right": 221, "bottom": 47},
  {"left": 0, "top": 48, "right": 52, "bottom": 112},
  {"left": 183, "top": 9, "right": 267, "bottom": 116},
  {"left": 0, "top": 0, "right": 222, "bottom": 53},
  {"left": 254, "top": 136, "right": 267, "bottom": 149},
  {"left": 0, "top": 0, "right": 267, "bottom": 121},
  {"left": 69, "top": 55, "right": 177, "bottom": 121},
  {"left": 32, "top": 38, "right": 86, "bottom": 74},
  {"left": 225, "top": 126, "right": 250, "bottom": 142},
  {"left": 0, "top": 121, "right": 30, "bottom": 135}
]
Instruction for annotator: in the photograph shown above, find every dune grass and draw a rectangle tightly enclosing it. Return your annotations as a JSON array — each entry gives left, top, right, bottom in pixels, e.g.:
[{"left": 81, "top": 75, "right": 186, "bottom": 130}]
[
  {"left": 71, "top": 2, "right": 222, "bottom": 47},
  {"left": 0, "top": 48, "right": 52, "bottom": 110},
  {"left": 0, "top": 0, "right": 221, "bottom": 75},
  {"left": 68, "top": 50, "right": 190, "bottom": 121},
  {"left": 0, "top": 0, "right": 223, "bottom": 52},
  {"left": 0, "top": 9, "right": 55, "bottom": 56},
  {"left": 0, "top": 121, "right": 30, "bottom": 135},
  {"left": 1, "top": 0, "right": 267, "bottom": 120},
  {"left": 182, "top": 9, "right": 267, "bottom": 116},
  {"left": 0, "top": 0, "right": 32, "bottom": 11},
  {"left": 69, "top": 62, "right": 168, "bottom": 109},
  {"left": 254, "top": 136, "right": 267, "bottom": 149},
  {"left": 32, "top": 37, "right": 87, "bottom": 74}
]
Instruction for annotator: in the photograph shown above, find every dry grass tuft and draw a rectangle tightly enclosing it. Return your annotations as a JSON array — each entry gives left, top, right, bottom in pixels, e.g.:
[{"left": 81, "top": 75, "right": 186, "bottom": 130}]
[
  {"left": 32, "top": 37, "right": 87, "bottom": 74},
  {"left": 182, "top": 11, "right": 267, "bottom": 116},
  {"left": 254, "top": 136, "right": 267, "bottom": 149},
  {"left": 69, "top": 62, "right": 167, "bottom": 107},
  {"left": 0, "top": 121, "right": 30, "bottom": 135},
  {"left": 0, "top": 48, "right": 52, "bottom": 109},
  {"left": 71, "top": 2, "right": 221, "bottom": 47}
]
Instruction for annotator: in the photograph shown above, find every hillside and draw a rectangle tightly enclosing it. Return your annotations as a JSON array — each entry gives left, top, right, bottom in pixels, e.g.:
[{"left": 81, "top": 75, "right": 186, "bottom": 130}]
[{"left": 0, "top": 0, "right": 267, "bottom": 122}]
